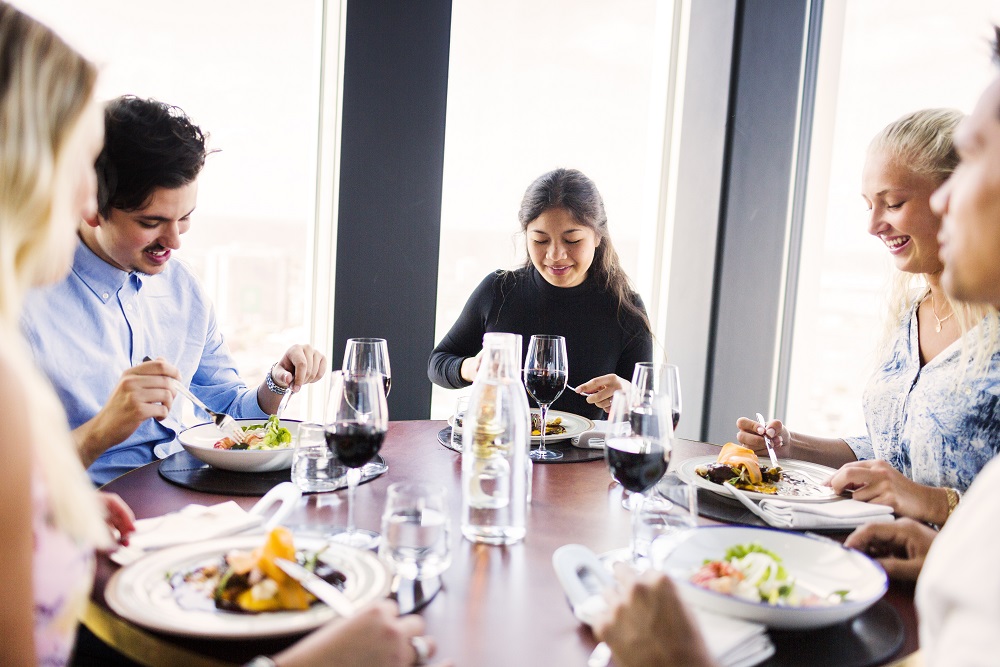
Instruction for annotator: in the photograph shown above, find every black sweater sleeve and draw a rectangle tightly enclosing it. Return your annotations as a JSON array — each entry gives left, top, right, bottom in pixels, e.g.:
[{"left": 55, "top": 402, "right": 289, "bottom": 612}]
[
  {"left": 427, "top": 271, "right": 501, "bottom": 389},
  {"left": 615, "top": 293, "right": 654, "bottom": 382}
]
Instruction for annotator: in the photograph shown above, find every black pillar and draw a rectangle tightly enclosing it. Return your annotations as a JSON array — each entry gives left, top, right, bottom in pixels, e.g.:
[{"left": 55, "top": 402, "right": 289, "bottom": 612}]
[{"left": 334, "top": 0, "right": 452, "bottom": 419}]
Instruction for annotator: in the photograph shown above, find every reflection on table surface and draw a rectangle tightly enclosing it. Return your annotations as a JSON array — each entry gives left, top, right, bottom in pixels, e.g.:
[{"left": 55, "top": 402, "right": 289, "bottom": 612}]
[{"left": 89, "top": 420, "right": 918, "bottom": 667}]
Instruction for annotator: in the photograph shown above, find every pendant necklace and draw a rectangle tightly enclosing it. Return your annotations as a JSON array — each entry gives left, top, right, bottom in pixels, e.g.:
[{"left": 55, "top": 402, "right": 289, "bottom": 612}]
[{"left": 929, "top": 292, "right": 954, "bottom": 333}]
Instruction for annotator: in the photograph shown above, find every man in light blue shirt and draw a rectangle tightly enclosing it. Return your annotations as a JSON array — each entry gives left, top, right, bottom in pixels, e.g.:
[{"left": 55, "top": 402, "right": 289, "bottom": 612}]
[{"left": 21, "top": 96, "right": 326, "bottom": 485}]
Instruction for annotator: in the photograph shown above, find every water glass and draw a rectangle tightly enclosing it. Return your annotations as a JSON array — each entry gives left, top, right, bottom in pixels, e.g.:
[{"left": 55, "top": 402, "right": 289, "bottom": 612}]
[
  {"left": 450, "top": 395, "right": 469, "bottom": 449},
  {"left": 291, "top": 422, "right": 346, "bottom": 493},
  {"left": 634, "top": 477, "right": 698, "bottom": 569},
  {"left": 379, "top": 482, "right": 452, "bottom": 580}
]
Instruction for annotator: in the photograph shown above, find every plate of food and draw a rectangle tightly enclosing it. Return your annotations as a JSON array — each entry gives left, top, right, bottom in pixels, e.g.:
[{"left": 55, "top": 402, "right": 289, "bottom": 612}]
[
  {"left": 105, "top": 528, "right": 391, "bottom": 638},
  {"left": 447, "top": 409, "right": 594, "bottom": 444},
  {"left": 676, "top": 443, "right": 840, "bottom": 503},
  {"left": 177, "top": 416, "right": 298, "bottom": 473},
  {"left": 658, "top": 526, "right": 887, "bottom": 629}
]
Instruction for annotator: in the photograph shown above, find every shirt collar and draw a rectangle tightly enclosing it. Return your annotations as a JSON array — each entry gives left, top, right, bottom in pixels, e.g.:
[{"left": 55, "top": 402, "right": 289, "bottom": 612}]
[{"left": 71, "top": 237, "right": 132, "bottom": 303}]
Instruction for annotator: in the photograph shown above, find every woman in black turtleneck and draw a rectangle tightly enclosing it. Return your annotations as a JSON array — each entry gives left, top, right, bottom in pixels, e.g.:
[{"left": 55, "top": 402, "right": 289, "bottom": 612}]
[{"left": 427, "top": 168, "right": 654, "bottom": 421}]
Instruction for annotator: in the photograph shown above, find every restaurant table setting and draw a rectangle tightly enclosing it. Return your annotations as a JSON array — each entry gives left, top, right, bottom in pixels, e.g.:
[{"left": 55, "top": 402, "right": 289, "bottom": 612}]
[{"left": 84, "top": 344, "right": 917, "bottom": 667}]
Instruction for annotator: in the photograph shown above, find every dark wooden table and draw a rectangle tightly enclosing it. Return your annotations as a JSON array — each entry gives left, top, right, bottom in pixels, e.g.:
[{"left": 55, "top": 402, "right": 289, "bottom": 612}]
[{"left": 86, "top": 421, "right": 918, "bottom": 667}]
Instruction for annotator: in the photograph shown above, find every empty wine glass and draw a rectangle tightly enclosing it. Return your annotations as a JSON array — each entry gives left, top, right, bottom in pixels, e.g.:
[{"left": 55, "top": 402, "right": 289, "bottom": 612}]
[
  {"left": 325, "top": 370, "right": 388, "bottom": 549},
  {"left": 523, "top": 334, "right": 568, "bottom": 461},
  {"left": 664, "top": 364, "right": 681, "bottom": 432},
  {"left": 343, "top": 338, "right": 391, "bottom": 398}
]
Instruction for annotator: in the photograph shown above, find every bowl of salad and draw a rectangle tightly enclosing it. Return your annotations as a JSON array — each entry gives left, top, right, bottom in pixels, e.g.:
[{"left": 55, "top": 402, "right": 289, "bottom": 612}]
[
  {"left": 178, "top": 416, "right": 299, "bottom": 472},
  {"left": 656, "top": 526, "right": 887, "bottom": 629}
]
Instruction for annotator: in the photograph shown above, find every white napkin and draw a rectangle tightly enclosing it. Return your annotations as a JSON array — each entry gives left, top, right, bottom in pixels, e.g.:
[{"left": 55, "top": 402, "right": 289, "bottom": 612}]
[
  {"left": 757, "top": 498, "right": 894, "bottom": 530},
  {"left": 572, "top": 420, "right": 610, "bottom": 449},
  {"left": 111, "top": 482, "right": 302, "bottom": 565}
]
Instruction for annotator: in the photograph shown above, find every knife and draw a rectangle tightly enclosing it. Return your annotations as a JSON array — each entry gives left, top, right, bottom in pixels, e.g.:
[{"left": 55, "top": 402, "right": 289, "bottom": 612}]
[
  {"left": 274, "top": 557, "right": 356, "bottom": 618},
  {"left": 755, "top": 412, "right": 779, "bottom": 469}
]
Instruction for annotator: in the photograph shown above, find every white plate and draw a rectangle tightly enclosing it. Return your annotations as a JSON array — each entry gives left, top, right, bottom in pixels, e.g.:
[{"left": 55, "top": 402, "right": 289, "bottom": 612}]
[
  {"left": 448, "top": 409, "right": 594, "bottom": 444},
  {"left": 676, "top": 456, "right": 840, "bottom": 503},
  {"left": 659, "top": 526, "right": 887, "bottom": 629},
  {"left": 105, "top": 535, "right": 391, "bottom": 638},
  {"left": 177, "top": 419, "right": 301, "bottom": 472}
]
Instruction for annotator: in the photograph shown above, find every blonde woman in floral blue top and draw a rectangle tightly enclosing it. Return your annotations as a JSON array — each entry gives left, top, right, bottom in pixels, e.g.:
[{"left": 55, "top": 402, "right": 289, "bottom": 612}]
[{"left": 737, "top": 109, "right": 1000, "bottom": 527}]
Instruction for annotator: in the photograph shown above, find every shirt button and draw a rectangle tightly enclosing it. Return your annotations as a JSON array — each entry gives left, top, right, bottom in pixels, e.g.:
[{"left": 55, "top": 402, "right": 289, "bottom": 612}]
[
  {"left": 125, "top": 304, "right": 133, "bottom": 312},
  {"left": 102, "top": 293, "right": 109, "bottom": 300}
]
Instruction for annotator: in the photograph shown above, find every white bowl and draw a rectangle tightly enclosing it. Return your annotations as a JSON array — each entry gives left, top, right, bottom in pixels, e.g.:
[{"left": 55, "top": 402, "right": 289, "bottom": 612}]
[
  {"left": 658, "top": 525, "right": 888, "bottom": 629},
  {"left": 177, "top": 419, "right": 301, "bottom": 472}
]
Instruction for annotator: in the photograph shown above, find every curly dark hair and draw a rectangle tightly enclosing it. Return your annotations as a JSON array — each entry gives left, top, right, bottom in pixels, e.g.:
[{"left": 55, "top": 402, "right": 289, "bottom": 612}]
[
  {"left": 95, "top": 95, "right": 211, "bottom": 217},
  {"left": 517, "top": 168, "right": 651, "bottom": 335}
]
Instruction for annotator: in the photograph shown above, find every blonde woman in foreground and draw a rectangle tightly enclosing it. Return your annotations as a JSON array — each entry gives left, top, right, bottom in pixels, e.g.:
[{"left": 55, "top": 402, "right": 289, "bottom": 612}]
[{"left": 0, "top": 4, "right": 440, "bottom": 666}]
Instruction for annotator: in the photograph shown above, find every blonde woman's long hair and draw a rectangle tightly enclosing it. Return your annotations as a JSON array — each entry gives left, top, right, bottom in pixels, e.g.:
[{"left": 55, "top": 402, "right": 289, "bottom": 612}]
[
  {"left": 870, "top": 108, "right": 1000, "bottom": 374},
  {"left": 0, "top": 3, "right": 110, "bottom": 547}
]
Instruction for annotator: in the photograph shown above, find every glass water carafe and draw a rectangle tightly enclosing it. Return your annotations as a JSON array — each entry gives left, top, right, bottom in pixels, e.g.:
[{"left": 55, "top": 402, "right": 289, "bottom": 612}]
[{"left": 460, "top": 332, "right": 531, "bottom": 545}]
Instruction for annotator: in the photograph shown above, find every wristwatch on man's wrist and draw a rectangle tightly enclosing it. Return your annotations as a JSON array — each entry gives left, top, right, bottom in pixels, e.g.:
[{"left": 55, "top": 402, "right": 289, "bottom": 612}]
[{"left": 265, "top": 362, "right": 290, "bottom": 395}]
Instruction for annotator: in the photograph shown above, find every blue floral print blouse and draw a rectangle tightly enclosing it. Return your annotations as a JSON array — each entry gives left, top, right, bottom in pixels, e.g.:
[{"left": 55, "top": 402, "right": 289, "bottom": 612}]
[{"left": 845, "top": 299, "right": 1000, "bottom": 492}]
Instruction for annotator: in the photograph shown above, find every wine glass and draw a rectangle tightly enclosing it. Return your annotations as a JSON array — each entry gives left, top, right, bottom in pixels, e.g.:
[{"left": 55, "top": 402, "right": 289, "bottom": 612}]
[
  {"left": 325, "top": 370, "right": 388, "bottom": 549},
  {"left": 343, "top": 338, "right": 391, "bottom": 397},
  {"left": 664, "top": 364, "right": 682, "bottom": 432},
  {"left": 523, "top": 334, "right": 568, "bottom": 461},
  {"left": 604, "top": 389, "right": 672, "bottom": 563}
]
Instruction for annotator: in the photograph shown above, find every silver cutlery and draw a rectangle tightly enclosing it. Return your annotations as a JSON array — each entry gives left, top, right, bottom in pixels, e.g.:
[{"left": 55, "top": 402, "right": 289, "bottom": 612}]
[
  {"left": 142, "top": 356, "right": 246, "bottom": 443},
  {"left": 755, "top": 412, "right": 779, "bottom": 469},
  {"left": 274, "top": 557, "right": 356, "bottom": 618},
  {"left": 275, "top": 387, "right": 293, "bottom": 419}
]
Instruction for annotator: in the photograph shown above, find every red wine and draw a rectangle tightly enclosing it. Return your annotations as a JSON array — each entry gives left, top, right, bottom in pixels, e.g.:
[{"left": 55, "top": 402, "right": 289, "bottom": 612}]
[
  {"left": 605, "top": 438, "right": 667, "bottom": 493},
  {"left": 524, "top": 369, "right": 567, "bottom": 406},
  {"left": 672, "top": 410, "right": 680, "bottom": 431},
  {"left": 325, "top": 423, "right": 386, "bottom": 468}
]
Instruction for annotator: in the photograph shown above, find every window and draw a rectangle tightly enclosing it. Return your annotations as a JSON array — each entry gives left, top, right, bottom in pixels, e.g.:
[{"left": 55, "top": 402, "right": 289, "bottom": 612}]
[
  {"left": 432, "top": 0, "right": 675, "bottom": 417},
  {"left": 785, "top": 1, "right": 1000, "bottom": 437},
  {"left": 18, "top": 0, "right": 328, "bottom": 421}
]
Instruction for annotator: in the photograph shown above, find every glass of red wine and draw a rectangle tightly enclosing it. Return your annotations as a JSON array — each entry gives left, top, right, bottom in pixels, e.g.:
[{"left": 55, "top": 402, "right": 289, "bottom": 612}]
[
  {"left": 604, "top": 389, "right": 672, "bottom": 563},
  {"left": 325, "top": 370, "right": 388, "bottom": 549},
  {"left": 523, "top": 334, "right": 568, "bottom": 461},
  {"left": 343, "top": 338, "right": 391, "bottom": 398}
]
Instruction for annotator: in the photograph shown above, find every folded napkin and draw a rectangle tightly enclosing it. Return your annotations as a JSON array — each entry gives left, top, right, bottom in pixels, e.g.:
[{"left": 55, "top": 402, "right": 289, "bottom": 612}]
[
  {"left": 572, "top": 420, "right": 610, "bottom": 449},
  {"left": 111, "top": 482, "right": 301, "bottom": 565},
  {"left": 693, "top": 609, "right": 775, "bottom": 667},
  {"left": 757, "top": 498, "right": 894, "bottom": 530}
]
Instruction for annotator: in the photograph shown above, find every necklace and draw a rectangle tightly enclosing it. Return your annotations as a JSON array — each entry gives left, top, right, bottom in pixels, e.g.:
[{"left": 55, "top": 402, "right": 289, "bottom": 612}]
[{"left": 929, "top": 292, "right": 954, "bottom": 333}]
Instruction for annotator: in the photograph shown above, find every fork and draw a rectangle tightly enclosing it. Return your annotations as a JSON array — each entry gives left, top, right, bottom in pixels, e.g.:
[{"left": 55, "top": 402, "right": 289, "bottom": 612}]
[
  {"left": 755, "top": 412, "right": 780, "bottom": 469},
  {"left": 170, "top": 378, "right": 247, "bottom": 444},
  {"left": 142, "top": 357, "right": 246, "bottom": 443}
]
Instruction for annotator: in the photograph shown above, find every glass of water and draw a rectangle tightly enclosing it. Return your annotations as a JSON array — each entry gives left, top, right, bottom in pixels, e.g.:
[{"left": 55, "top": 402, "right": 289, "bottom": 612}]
[
  {"left": 450, "top": 395, "right": 469, "bottom": 450},
  {"left": 379, "top": 482, "right": 451, "bottom": 580},
  {"left": 633, "top": 476, "right": 698, "bottom": 569},
  {"left": 291, "top": 422, "right": 346, "bottom": 493}
]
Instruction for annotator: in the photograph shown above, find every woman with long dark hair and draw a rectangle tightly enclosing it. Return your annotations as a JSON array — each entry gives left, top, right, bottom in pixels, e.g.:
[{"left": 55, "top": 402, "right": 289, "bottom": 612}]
[{"left": 429, "top": 168, "right": 653, "bottom": 418}]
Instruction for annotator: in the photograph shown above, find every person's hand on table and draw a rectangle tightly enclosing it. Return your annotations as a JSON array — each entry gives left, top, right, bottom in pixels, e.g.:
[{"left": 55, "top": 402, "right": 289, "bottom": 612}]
[
  {"left": 575, "top": 374, "right": 629, "bottom": 413},
  {"left": 271, "top": 600, "right": 448, "bottom": 667},
  {"left": 829, "top": 460, "right": 948, "bottom": 523},
  {"left": 844, "top": 518, "right": 938, "bottom": 582},
  {"left": 99, "top": 492, "right": 135, "bottom": 547},
  {"left": 592, "top": 563, "right": 717, "bottom": 667},
  {"left": 735, "top": 416, "right": 788, "bottom": 455},
  {"left": 460, "top": 351, "right": 483, "bottom": 384}
]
